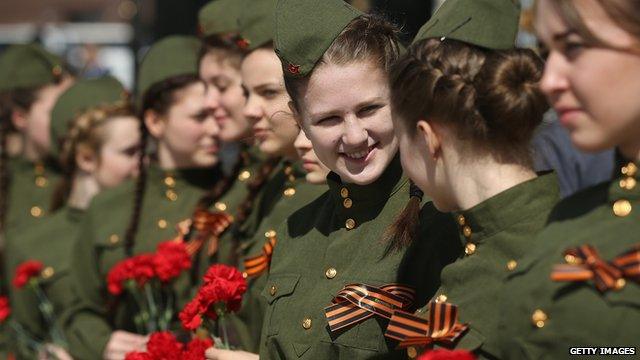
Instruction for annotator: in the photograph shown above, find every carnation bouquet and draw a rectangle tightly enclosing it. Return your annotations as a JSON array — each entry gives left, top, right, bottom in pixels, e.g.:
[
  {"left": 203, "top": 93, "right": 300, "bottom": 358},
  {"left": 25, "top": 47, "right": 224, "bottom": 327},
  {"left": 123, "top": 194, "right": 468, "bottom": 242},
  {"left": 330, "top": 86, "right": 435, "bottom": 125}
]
[{"left": 125, "top": 331, "right": 213, "bottom": 360}]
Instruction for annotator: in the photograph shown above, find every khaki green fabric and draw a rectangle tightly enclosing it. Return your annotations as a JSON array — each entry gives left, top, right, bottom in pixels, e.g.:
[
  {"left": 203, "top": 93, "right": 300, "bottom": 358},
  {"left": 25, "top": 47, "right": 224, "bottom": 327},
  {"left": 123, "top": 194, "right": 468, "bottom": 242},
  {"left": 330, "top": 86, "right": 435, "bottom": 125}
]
[
  {"left": 50, "top": 76, "right": 128, "bottom": 158},
  {"left": 64, "top": 166, "right": 221, "bottom": 359},
  {"left": 414, "top": 0, "right": 521, "bottom": 49},
  {"left": 0, "top": 44, "right": 65, "bottom": 92},
  {"left": 274, "top": 0, "right": 361, "bottom": 77},
  {"left": 6, "top": 207, "right": 84, "bottom": 359},
  {"left": 229, "top": 160, "right": 327, "bottom": 352},
  {"left": 5, "top": 158, "right": 61, "bottom": 235},
  {"left": 259, "top": 157, "right": 460, "bottom": 359},
  {"left": 198, "top": 0, "right": 244, "bottom": 37},
  {"left": 136, "top": 36, "right": 200, "bottom": 102},
  {"left": 497, "top": 158, "right": 640, "bottom": 359},
  {"left": 407, "top": 173, "right": 559, "bottom": 359},
  {"left": 237, "top": 0, "right": 277, "bottom": 51}
]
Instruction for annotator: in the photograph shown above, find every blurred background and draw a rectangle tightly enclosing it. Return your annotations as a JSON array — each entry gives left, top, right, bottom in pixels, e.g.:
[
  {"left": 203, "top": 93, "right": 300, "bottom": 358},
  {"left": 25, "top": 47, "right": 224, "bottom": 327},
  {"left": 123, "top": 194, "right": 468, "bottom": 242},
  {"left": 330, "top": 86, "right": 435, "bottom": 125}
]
[{"left": 0, "top": 0, "right": 535, "bottom": 92}]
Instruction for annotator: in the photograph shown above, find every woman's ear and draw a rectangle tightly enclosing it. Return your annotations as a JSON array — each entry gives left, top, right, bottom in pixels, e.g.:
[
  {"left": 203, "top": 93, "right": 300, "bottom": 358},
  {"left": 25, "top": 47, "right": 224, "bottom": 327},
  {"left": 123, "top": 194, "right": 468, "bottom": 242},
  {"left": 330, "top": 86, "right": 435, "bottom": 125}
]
[
  {"left": 144, "top": 109, "right": 165, "bottom": 139},
  {"left": 11, "top": 109, "right": 28, "bottom": 131},
  {"left": 416, "top": 120, "right": 442, "bottom": 160},
  {"left": 75, "top": 145, "right": 98, "bottom": 173}
]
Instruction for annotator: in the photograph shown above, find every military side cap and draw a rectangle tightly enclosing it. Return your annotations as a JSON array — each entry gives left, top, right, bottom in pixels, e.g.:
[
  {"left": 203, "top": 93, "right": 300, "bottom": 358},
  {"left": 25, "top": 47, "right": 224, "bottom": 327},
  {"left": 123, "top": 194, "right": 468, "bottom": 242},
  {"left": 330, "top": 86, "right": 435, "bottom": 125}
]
[
  {"left": 50, "top": 76, "right": 128, "bottom": 157},
  {"left": 137, "top": 36, "right": 200, "bottom": 103},
  {"left": 198, "top": 0, "right": 243, "bottom": 37},
  {"left": 0, "top": 44, "right": 65, "bottom": 92},
  {"left": 236, "top": 0, "right": 278, "bottom": 51},
  {"left": 414, "top": 0, "right": 521, "bottom": 50},
  {"left": 274, "top": 0, "right": 362, "bottom": 77}
]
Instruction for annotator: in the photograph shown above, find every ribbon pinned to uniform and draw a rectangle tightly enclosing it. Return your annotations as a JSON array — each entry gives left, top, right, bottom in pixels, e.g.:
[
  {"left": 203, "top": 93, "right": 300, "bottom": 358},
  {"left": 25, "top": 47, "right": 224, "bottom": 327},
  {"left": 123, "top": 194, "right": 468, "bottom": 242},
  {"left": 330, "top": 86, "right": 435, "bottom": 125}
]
[
  {"left": 325, "top": 283, "right": 415, "bottom": 333},
  {"left": 183, "top": 209, "right": 234, "bottom": 257},
  {"left": 243, "top": 232, "right": 277, "bottom": 278},
  {"left": 551, "top": 244, "right": 640, "bottom": 292},
  {"left": 384, "top": 301, "right": 468, "bottom": 348}
]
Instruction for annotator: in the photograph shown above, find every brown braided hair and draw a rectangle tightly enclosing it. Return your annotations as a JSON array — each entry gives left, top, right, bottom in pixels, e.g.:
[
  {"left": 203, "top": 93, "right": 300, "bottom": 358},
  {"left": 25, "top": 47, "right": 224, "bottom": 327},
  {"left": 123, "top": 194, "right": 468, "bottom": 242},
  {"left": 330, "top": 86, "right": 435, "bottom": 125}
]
[
  {"left": 50, "top": 102, "right": 136, "bottom": 212},
  {"left": 123, "top": 74, "right": 203, "bottom": 256},
  {"left": 283, "top": 14, "right": 422, "bottom": 251}
]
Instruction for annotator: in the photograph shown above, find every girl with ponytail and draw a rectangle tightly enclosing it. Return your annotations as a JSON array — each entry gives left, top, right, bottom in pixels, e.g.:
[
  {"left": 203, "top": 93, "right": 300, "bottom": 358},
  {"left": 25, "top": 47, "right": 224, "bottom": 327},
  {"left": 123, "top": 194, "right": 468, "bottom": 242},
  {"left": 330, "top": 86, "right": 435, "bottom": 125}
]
[
  {"left": 7, "top": 77, "right": 139, "bottom": 359},
  {"left": 385, "top": 0, "right": 557, "bottom": 358},
  {"left": 65, "top": 36, "right": 224, "bottom": 360}
]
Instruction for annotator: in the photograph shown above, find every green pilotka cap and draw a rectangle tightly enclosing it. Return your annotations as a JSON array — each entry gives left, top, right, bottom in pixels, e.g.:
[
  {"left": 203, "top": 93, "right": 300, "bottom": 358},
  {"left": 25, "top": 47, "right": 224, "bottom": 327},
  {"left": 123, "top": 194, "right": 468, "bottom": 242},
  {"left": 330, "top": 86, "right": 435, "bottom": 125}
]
[
  {"left": 274, "top": 0, "right": 362, "bottom": 77},
  {"left": 137, "top": 35, "right": 200, "bottom": 105},
  {"left": 414, "top": 0, "right": 521, "bottom": 49},
  {"left": 198, "top": 0, "right": 244, "bottom": 38},
  {"left": 236, "top": 0, "right": 278, "bottom": 51},
  {"left": 50, "top": 76, "right": 129, "bottom": 157},
  {"left": 0, "top": 44, "right": 66, "bottom": 92}
]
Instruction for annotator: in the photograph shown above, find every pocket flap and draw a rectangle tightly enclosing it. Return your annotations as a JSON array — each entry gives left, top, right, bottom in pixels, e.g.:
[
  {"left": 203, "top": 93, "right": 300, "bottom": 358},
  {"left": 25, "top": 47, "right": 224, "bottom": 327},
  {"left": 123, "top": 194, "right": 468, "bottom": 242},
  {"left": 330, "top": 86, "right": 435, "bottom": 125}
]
[{"left": 261, "top": 274, "right": 300, "bottom": 304}]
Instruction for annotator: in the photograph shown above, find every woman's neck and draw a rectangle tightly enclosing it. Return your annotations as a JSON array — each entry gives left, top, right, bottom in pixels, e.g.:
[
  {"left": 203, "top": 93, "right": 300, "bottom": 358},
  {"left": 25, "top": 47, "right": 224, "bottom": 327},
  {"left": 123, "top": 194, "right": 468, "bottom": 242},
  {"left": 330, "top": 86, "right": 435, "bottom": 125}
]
[
  {"left": 67, "top": 172, "right": 101, "bottom": 210},
  {"left": 446, "top": 157, "right": 536, "bottom": 211},
  {"left": 22, "top": 139, "right": 45, "bottom": 163}
]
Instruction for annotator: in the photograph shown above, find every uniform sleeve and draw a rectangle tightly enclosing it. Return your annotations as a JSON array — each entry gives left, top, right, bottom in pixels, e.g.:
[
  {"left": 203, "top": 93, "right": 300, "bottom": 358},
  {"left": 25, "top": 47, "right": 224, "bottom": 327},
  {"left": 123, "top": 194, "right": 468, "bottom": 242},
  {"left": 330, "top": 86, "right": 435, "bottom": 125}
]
[{"left": 62, "top": 210, "right": 113, "bottom": 360}]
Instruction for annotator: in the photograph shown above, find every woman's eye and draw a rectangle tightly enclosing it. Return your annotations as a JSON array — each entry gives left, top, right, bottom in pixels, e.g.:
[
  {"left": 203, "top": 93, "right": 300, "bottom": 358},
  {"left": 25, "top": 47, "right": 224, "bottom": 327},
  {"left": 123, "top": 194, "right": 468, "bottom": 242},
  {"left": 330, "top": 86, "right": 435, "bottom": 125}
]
[
  {"left": 260, "top": 89, "right": 279, "bottom": 99},
  {"left": 316, "top": 116, "right": 339, "bottom": 125},
  {"left": 121, "top": 146, "right": 140, "bottom": 157},
  {"left": 562, "top": 41, "right": 586, "bottom": 60},
  {"left": 358, "top": 104, "right": 382, "bottom": 117}
]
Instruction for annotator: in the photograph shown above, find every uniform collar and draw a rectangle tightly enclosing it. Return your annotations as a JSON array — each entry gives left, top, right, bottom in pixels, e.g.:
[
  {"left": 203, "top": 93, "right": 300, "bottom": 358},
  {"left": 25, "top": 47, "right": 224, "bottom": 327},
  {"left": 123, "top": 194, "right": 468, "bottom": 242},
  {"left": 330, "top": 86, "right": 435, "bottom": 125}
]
[
  {"left": 65, "top": 206, "right": 86, "bottom": 223},
  {"left": 452, "top": 172, "right": 559, "bottom": 249}
]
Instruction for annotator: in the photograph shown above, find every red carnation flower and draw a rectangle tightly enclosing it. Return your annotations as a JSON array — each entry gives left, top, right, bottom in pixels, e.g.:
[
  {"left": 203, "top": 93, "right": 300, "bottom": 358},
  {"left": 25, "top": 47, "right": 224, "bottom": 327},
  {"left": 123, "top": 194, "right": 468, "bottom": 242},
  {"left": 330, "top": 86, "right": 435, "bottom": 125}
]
[
  {"left": 107, "top": 254, "right": 157, "bottom": 296},
  {"left": 13, "top": 260, "right": 44, "bottom": 289},
  {"left": 200, "top": 265, "right": 247, "bottom": 318},
  {"left": 183, "top": 338, "right": 213, "bottom": 360},
  {"left": 154, "top": 241, "right": 191, "bottom": 282},
  {"left": 417, "top": 349, "right": 476, "bottom": 360},
  {"left": 147, "top": 331, "right": 183, "bottom": 360},
  {"left": 179, "top": 296, "right": 204, "bottom": 331},
  {"left": 124, "top": 352, "right": 153, "bottom": 360},
  {"left": 0, "top": 296, "right": 10, "bottom": 323}
]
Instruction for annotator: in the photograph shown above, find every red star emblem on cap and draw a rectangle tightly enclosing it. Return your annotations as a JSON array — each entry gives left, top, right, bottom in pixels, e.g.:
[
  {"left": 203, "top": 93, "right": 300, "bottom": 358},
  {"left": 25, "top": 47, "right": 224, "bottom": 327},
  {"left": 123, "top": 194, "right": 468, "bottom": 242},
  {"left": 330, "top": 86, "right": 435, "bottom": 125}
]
[
  {"left": 287, "top": 63, "right": 300, "bottom": 75},
  {"left": 236, "top": 38, "right": 250, "bottom": 49}
]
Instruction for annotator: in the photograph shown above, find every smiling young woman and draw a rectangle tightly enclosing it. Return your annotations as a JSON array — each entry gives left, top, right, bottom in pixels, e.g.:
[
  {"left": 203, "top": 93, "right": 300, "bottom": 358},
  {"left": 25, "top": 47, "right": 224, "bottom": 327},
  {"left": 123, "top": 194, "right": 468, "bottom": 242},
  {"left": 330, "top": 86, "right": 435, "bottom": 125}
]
[{"left": 495, "top": 0, "right": 640, "bottom": 358}]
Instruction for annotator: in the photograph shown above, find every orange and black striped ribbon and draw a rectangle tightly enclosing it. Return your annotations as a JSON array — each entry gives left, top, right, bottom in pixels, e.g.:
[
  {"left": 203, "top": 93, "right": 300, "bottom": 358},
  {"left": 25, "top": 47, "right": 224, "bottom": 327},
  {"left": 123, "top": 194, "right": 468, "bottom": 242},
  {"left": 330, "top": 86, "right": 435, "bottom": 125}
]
[
  {"left": 385, "top": 301, "right": 468, "bottom": 348},
  {"left": 184, "top": 209, "right": 233, "bottom": 257},
  {"left": 551, "top": 245, "right": 621, "bottom": 291},
  {"left": 325, "top": 283, "right": 415, "bottom": 332},
  {"left": 243, "top": 233, "right": 277, "bottom": 278}
]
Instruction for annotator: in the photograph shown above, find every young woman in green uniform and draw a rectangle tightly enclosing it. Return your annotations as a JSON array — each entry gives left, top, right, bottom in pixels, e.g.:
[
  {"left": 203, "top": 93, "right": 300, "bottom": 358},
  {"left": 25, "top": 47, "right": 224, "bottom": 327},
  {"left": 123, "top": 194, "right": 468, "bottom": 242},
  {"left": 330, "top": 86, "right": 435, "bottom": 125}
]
[
  {"left": 496, "top": 1, "right": 640, "bottom": 358},
  {"left": 8, "top": 77, "right": 139, "bottom": 360},
  {"left": 383, "top": 1, "right": 558, "bottom": 358},
  {"left": 222, "top": 1, "right": 460, "bottom": 359},
  {"left": 0, "top": 44, "right": 73, "bottom": 235},
  {"left": 64, "top": 36, "right": 224, "bottom": 360}
]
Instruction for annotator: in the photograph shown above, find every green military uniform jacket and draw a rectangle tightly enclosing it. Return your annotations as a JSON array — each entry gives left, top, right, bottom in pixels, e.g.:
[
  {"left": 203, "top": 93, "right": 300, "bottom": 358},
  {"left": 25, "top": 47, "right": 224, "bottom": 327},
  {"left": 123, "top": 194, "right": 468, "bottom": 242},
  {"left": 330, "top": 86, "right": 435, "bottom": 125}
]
[
  {"left": 259, "top": 157, "right": 459, "bottom": 359},
  {"left": 5, "top": 157, "right": 60, "bottom": 233},
  {"left": 497, "top": 158, "right": 640, "bottom": 359},
  {"left": 401, "top": 173, "right": 559, "bottom": 359},
  {"left": 65, "top": 165, "right": 220, "bottom": 359},
  {"left": 6, "top": 206, "right": 84, "bottom": 359},
  {"left": 230, "top": 160, "right": 327, "bottom": 353}
]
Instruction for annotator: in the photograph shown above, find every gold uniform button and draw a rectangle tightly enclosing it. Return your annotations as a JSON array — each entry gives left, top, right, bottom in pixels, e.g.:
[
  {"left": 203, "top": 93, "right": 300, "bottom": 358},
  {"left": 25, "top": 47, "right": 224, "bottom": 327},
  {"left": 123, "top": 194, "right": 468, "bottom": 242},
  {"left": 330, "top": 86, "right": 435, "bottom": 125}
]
[
  {"left": 620, "top": 177, "right": 637, "bottom": 190},
  {"left": 166, "top": 189, "right": 178, "bottom": 201},
  {"left": 462, "top": 225, "right": 472, "bottom": 238},
  {"left": 157, "top": 219, "right": 168, "bottom": 229},
  {"left": 42, "top": 267, "right": 55, "bottom": 279},
  {"left": 465, "top": 243, "right": 476, "bottom": 255},
  {"left": 238, "top": 170, "right": 251, "bottom": 181},
  {"left": 407, "top": 346, "right": 418, "bottom": 359},
  {"left": 340, "top": 187, "right": 349, "bottom": 198},
  {"left": 35, "top": 176, "right": 48, "bottom": 187},
  {"left": 622, "top": 163, "right": 638, "bottom": 177},
  {"left": 283, "top": 187, "right": 296, "bottom": 197},
  {"left": 615, "top": 278, "right": 626, "bottom": 290},
  {"left": 215, "top": 202, "right": 227, "bottom": 211},
  {"left": 345, "top": 218, "right": 356, "bottom": 230},
  {"left": 531, "top": 309, "right": 548, "bottom": 328},
  {"left": 164, "top": 176, "right": 176, "bottom": 187},
  {"left": 456, "top": 214, "right": 465, "bottom": 226},
  {"left": 265, "top": 230, "right": 276, "bottom": 238},
  {"left": 30, "top": 206, "right": 43, "bottom": 218},
  {"left": 343, "top": 198, "right": 353, "bottom": 208},
  {"left": 269, "top": 285, "right": 277, "bottom": 296},
  {"left": 507, "top": 260, "right": 518, "bottom": 271},
  {"left": 435, "top": 294, "right": 447, "bottom": 303},
  {"left": 109, "top": 234, "right": 120, "bottom": 244},
  {"left": 564, "top": 254, "right": 581, "bottom": 265},
  {"left": 284, "top": 166, "right": 293, "bottom": 175},
  {"left": 242, "top": 272, "right": 248, "bottom": 279},
  {"left": 302, "top": 317, "right": 312, "bottom": 330},
  {"left": 325, "top": 268, "right": 337, "bottom": 279},
  {"left": 612, "top": 199, "right": 632, "bottom": 217}
]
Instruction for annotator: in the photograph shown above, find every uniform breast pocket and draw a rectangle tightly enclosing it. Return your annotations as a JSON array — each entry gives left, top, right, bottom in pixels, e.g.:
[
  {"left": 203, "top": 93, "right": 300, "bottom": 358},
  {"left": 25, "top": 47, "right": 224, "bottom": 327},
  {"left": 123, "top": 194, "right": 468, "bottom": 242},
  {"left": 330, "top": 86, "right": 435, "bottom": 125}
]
[{"left": 261, "top": 274, "right": 300, "bottom": 337}]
